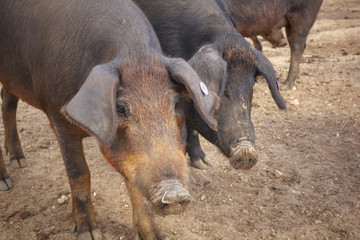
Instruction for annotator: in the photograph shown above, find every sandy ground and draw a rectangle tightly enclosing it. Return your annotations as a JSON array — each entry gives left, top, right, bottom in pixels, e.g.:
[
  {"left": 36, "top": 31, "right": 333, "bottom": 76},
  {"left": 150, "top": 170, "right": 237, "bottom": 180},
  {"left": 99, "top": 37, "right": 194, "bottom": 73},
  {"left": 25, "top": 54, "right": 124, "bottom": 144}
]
[{"left": 0, "top": 0, "right": 359, "bottom": 239}]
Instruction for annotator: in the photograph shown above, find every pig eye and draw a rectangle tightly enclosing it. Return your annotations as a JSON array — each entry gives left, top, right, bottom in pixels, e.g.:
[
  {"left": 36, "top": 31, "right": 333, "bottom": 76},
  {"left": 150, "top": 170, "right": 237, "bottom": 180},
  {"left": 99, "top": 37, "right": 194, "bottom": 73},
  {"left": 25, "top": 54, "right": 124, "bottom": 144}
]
[
  {"left": 174, "top": 96, "right": 182, "bottom": 112},
  {"left": 223, "top": 89, "right": 230, "bottom": 99},
  {"left": 116, "top": 101, "right": 128, "bottom": 118}
]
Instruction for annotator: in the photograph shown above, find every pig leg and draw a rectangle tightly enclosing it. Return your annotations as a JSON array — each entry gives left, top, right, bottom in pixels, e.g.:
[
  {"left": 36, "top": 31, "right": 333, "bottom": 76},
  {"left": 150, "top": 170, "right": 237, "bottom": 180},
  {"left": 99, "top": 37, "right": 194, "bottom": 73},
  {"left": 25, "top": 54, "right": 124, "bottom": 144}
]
[
  {"left": 186, "top": 129, "right": 213, "bottom": 170},
  {"left": 0, "top": 147, "right": 13, "bottom": 191},
  {"left": 262, "top": 29, "right": 287, "bottom": 48},
  {"left": 53, "top": 122, "right": 102, "bottom": 240},
  {"left": 250, "top": 36, "right": 263, "bottom": 52},
  {"left": 282, "top": 13, "right": 314, "bottom": 90},
  {"left": 1, "top": 88, "right": 27, "bottom": 168},
  {"left": 127, "top": 183, "right": 168, "bottom": 240}
]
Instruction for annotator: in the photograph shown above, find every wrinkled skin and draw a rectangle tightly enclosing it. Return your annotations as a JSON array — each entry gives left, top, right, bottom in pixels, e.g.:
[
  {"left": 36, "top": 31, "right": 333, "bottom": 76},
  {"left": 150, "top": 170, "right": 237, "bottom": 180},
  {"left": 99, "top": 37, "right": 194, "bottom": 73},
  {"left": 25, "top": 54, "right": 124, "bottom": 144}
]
[
  {"left": 250, "top": 28, "right": 287, "bottom": 52},
  {"left": 133, "top": 0, "right": 286, "bottom": 171},
  {"left": 0, "top": 1, "right": 219, "bottom": 239},
  {"left": 221, "top": 0, "right": 323, "bottom": 90}
]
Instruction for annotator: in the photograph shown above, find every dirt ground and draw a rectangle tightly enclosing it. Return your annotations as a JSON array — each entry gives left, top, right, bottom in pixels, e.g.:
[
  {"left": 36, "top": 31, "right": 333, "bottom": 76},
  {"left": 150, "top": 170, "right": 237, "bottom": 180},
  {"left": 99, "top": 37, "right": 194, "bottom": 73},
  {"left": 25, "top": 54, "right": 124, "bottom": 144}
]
[{"left": 0, "top": 0, "right": 359, "bottom": 239}]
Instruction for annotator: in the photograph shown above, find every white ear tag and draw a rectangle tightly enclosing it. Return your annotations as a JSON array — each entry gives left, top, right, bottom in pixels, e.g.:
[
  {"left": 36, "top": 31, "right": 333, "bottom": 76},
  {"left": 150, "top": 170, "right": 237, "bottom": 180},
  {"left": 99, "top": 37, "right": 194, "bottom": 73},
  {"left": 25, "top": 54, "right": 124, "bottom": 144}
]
[{"left": 200, "top": 82, "right": 208, "bottom": 95}]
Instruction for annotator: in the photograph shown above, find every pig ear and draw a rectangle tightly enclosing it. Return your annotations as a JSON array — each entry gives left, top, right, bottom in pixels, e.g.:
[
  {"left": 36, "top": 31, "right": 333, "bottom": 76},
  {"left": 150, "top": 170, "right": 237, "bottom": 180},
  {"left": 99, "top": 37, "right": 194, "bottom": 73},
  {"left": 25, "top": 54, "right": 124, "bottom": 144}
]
[
  {"left": 62, "top": 63, "right": 119, "bottom": 146},
  {"left": 254, "top": 50, "right": 287, "bottom": 109},
  {"left": 187, "top": 45, "right": 228, "bottom": 98},
  {"left": 164, "top": 57, "right": 220, "bottom": 131}
]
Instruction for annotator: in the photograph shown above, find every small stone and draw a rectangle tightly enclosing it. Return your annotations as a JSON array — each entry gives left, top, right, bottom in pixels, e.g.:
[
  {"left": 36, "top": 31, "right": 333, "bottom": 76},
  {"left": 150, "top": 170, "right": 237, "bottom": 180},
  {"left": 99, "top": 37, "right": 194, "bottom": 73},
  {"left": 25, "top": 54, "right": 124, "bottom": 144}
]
[
  {"left": 314, "top": 220, "right": 322, "bottom": 224},
  {"left": 290, "top": 99, "right": 299, "bottom": 105},
  {"left": 57, "top": 195, "right": 69, "bottom": 205},
  {"left": 200, "top": 195, "right": 206, "bottom": 201},
  {"left": 274, "top": 170, "right": 283, "bottom": 178}
]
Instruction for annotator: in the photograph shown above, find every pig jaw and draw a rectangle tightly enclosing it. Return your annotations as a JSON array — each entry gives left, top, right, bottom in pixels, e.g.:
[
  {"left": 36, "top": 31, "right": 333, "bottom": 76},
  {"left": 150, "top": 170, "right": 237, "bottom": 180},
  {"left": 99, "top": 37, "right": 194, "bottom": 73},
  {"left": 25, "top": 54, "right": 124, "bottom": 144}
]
[
  {"left": 101, "top": 145, "right": 191, "bottom": 215},
  {"left": 214, "top": 104, "right": 258, "bottom": 170}
]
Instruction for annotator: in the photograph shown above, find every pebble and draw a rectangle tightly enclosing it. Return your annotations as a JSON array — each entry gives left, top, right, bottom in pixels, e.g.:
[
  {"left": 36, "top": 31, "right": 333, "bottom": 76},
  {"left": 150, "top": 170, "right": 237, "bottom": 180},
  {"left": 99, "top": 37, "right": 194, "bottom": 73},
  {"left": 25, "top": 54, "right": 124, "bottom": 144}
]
[
  {"left": 274, "top": 170, "right": 283, "bottom": 178},
  {"left": 290, "top": 99, "right": 299, "bottom": 105},
  {"left": 200, "top": 195, "right": 206, "bottom": 201},
  {"left": 314, "top": 220, "right": 322, "bottom": 224},
  {"left": 57, "top": 195, "right": 69, "bottom": 205}
]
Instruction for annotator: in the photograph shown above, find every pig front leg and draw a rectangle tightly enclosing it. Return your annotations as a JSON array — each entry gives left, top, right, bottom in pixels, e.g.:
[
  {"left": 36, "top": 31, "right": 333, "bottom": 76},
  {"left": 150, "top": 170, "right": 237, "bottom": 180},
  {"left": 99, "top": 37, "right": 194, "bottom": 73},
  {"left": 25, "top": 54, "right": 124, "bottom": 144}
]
[
  {"left": 1, "top": 88, "right": 27, "bottom": 168},
  {"left": 54, "top": 122, "right": 102, "bottom": 240},
  {"left": 127, "top": 183, "right": 169, "bottom": 240},
  {"left": 186, "top": 129, "right": 213, "bottom": 170},
  {"left": 0, "top": 147, "right": 13, "bottom": 191},
  {"left": 282, "top": 31, "right": 305, "bottom": 90},
  {"left": 282, "top": 11, "right": 315, "bottom": 90}
]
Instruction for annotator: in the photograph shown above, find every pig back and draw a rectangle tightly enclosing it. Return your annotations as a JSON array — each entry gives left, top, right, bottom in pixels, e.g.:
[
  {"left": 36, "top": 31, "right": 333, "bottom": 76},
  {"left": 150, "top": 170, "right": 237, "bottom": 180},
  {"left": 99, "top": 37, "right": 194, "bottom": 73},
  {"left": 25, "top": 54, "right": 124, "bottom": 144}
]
[
  {"left": 0, "top": 0, "right": 161, "bottom": 111},
  {"left": 133, "top": 0, "right": 236, "bottom": 60}
]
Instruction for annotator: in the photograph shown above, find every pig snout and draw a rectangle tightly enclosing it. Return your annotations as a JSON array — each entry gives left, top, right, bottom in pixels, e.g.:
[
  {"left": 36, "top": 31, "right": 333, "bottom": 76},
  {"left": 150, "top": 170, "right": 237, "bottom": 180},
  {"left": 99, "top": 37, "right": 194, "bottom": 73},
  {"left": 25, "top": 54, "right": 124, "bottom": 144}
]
[
  {"left": 150, "top": 179, "right": 191, "bottom": 215},
  {"left": 229, "top": 140, "right": 258, "bottom": 170}
]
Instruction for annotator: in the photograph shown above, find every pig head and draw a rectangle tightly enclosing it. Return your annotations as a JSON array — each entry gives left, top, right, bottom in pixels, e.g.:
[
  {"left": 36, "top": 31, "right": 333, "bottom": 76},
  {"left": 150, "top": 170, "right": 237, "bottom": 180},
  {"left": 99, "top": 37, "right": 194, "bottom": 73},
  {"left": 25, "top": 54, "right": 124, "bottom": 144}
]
[
  {"left": 186, "top": 44, "right": 286, "bottom": 170},
  {"left": 62, "top": 57, "right": 218, "bottom": 239}
]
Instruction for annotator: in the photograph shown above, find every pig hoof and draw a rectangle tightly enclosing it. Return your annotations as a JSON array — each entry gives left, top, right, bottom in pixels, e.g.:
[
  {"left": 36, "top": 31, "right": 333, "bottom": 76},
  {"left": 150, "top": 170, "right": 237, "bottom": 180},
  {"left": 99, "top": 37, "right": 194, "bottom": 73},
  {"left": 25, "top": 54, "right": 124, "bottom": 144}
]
[
  {"left": 135, "top": 232, "right": 169, "bottom": 240},
  {"left": 190, "top": 156, "right": 213, "bottom": 170},
  {"left": 10, "top": 157, "right": 28, "bottom": 168},
  {"left": 0, "top": 177, "right": 14, "bottom": 191},
  {"left": 78, "top": 228, "right": 102, "bottom": 240},
  {"left": 280, "top": 82, "right": 295, "bottom": 91},
  {"left": 191, "top": 159, "right": 207, "bottom": 170}
]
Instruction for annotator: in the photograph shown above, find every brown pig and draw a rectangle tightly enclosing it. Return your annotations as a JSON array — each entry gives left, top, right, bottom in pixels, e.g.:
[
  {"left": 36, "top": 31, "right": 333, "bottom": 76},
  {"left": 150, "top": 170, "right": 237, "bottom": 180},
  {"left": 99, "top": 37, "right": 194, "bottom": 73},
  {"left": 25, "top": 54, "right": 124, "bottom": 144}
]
[
  {"left": 220, "top": 0, "right": 323, "bottom": 89},
  {"left": 0, "top": 0, "right": 219, "bottom": 239}
]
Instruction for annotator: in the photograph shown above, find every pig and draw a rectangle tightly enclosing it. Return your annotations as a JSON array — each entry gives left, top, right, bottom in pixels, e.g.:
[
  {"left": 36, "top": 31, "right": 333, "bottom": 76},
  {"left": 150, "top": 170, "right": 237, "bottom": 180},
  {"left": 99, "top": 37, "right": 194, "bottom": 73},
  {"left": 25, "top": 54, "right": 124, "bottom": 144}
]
[
  {"left": 250, "top": 28, "right": 288, "bottom": 52},
  {"left": 0, "top": 0, "right": 220, "bottom": 239},
  {"left": 219, "top": 0, "right": 323, "bottom": 89},
  {"left": 133, "top": 0, "right": 286, "bottom": 170}
]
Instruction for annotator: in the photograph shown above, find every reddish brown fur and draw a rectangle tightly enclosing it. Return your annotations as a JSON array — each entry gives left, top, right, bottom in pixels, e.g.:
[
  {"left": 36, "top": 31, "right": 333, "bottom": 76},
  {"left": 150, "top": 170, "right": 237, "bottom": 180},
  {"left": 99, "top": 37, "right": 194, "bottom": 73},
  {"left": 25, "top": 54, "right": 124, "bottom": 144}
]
[
  {"left": 224, "top": 45, "right": 256, "bottom": 69},
  {"left": 100, "top": 59, "right": 189, "bottom": 203}
]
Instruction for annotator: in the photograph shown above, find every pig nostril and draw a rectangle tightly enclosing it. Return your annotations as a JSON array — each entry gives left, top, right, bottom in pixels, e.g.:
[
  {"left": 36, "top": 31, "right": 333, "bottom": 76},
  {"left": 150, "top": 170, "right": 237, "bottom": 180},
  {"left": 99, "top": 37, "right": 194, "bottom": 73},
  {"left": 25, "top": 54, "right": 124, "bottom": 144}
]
[{"left": 159, "top": 203, "right": 168, "bottom": 210}]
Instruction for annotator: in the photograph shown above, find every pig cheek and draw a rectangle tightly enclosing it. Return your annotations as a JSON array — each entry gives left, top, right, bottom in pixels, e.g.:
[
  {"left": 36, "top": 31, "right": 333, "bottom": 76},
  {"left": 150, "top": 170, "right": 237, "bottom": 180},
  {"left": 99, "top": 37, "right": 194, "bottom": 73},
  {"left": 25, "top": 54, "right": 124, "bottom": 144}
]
[
  {"left": 99, "top": 146, "right": 127, "bottom": 177},
  {"left": 178, "top": 117, "right": 187, "bottom": 153}
]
